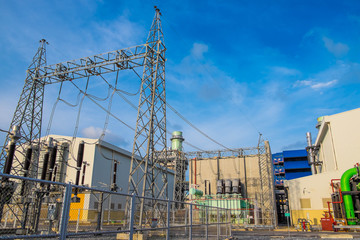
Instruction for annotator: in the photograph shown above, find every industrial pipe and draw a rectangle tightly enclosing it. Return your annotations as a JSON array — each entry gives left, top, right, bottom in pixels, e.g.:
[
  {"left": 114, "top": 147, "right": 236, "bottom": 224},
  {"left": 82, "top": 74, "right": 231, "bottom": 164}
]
[
  {"left": 47, "top": 146, "right": 57, "bottom": 181},
  {"left": 170, "top": 131, "right": 184, "bottom": 151},
  {"left": 73, "top": 141, "right": 84, "bottom": 201},
  {"left": 3, "top": 125, "right": 21, "bottom": 177},
  {"left": 53, "top": 165, "right": 57, "bottom": 182},
  {"left": 23, "top": 148, "right": 33, "bottom": 175},
  {"left": 41, "top": 153, "right": 50, "bottom": 181},
  {"left": 81, "top": 163, "right": 86, "bottom": 185},
  {"left": 340, "top": 167, "right": 360, "bottom": 225},
  {"left": 306, "top": 132, "right": 316, "bottom": 175},
  {"left": 40, "top": 152, "right": 50, "bottom": 187},
  {"left": 4, "top": 142, "right": 16, "bottom": 175},
  {"left": 20, "top": 147, "right": 33, "bottom": 196},
  {"left": 75, "top": 141, "right": 85, "bottom": 186}
]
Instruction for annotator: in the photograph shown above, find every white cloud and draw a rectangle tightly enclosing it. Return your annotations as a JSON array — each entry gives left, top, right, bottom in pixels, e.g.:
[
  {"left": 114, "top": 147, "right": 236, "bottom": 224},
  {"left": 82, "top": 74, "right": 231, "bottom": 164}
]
[
  {"left": 322, "top": 36, "right": 349, "bottom": 57},
  {"left": 190, "top": 43, "right": 208, "bottom": 59},
  {"left": 82, "top": 126, "right": 106, "bottom": 139},
  {"left": 311, "top": 80, "right": 338, "bottom": 90},
  {"left": 294, "top": 79, "right": 338, "bottom": 90},
  {"left": 81, "top": 126, "right": 129, "bottom": 147}
]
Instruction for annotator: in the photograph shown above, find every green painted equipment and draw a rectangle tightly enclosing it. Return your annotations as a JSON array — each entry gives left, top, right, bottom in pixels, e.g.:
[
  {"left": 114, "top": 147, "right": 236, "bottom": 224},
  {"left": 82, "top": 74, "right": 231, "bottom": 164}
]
[
  {"left": 189, "top": 188, "right": 203, "bottom": 197},
  {"left": 193, "top": 194, "right": 253, "bottom": 224},
  {"left": 170, "top": 131, "right": 184, "bottom": 151},
  {"left": 341, "top": 167, "right": 360, "bottom": 225}
]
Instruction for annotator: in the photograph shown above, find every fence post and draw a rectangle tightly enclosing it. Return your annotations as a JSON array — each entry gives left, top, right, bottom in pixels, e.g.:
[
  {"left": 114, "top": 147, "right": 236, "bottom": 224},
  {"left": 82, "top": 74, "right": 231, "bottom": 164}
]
[
  {"left": 76, "top": 209, "right": 80, "bottom": 233},
  {"left": 189, "top": 204, "right": 193, "bottom": 240},
  {"left": 228, "top": 209, "right": 232, "bottom": 237},
  {"left": 59, "top": 183, "right": 72, "bottom": 240},
  {"left": 129, "top": 194, "right": 136, "bottom": 240},
  {"left": 205, "top": 206, "right": 208, "bottom": 240},
  {"left": 217, "top": 207, "right": 220, "bottom": 240},
  {"left": 185, "top": 206, "right": 188, "bottom": 236},
  {"left": 96, "top": 192, "right": 104, "bottom": 231},
  {"left": 166, "top": 199, "right": 170, "bottom": 240}
]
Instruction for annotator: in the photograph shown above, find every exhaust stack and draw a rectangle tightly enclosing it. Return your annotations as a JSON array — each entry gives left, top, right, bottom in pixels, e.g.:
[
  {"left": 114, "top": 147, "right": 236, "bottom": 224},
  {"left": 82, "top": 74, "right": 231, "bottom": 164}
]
[{"left": 306, "top": 132, "right": 316, "bottom": 174}]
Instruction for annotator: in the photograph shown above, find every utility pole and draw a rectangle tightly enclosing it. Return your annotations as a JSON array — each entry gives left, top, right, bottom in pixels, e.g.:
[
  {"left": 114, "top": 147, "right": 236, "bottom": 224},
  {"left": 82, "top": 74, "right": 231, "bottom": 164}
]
[{"left": 126, "top": 7, "right": 168, "bottom": 227}]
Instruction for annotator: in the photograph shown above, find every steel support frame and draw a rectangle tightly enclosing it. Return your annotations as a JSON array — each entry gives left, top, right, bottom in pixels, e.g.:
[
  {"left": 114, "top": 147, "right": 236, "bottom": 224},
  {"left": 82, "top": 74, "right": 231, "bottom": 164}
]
[
  {"left": 257, "top": 138, "right": 276, "bottom": 226},
  {"left": 126, "top": 8, "right": 168, "bottom": 228},
  {"left": 186, "top": 142, "right": 277, "bottom": 227},
  {"left": 1, "top": 8, "right": 169, "bottom": 230}
]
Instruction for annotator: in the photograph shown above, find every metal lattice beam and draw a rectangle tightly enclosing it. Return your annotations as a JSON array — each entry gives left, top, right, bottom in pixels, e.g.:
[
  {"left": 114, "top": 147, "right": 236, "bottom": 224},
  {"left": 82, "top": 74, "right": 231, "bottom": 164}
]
[
  {"left": 35, "top": 44, "right": 148, "bottom": 84},
  {"left": 185, "top": 146, "right": 261, "bottom": 160}
]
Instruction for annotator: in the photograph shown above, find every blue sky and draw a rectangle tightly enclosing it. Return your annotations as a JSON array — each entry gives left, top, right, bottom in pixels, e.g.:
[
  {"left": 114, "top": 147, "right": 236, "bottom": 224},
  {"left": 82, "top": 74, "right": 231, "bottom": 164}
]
[{"left": 0, "top": 0, "right": 360, "bottom": 153}]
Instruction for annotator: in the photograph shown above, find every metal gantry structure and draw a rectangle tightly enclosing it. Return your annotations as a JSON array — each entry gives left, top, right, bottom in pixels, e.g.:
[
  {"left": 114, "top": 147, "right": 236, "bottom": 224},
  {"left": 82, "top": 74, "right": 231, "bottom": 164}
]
[
  {"left": 126, "top": 8, "right": 169, "bottom": 227},
  {"left": 0, "top": 8, "right": 171, "bottom": 230},
  {"left": 156, "top": 149, "right": 187, "bottom": 209},
  {"left": 172, "top": 151, "right": 187, "bottom": 208},
  {"left": 186, "top": 141, "right": 277, "bottom": 226}
]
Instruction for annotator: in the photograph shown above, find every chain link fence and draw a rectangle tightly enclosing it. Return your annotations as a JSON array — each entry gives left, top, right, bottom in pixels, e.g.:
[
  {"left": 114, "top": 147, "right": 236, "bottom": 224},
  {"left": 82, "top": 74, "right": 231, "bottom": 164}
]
[{"left": 0, "top": 173, "right": 233, "bottom": 239}]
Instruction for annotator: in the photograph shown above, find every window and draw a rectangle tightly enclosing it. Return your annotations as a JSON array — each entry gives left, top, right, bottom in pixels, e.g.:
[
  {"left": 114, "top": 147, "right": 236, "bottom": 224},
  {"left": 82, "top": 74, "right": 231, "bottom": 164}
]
[
  {"left": 111, "top": 203, "right": 115, "bottom": 210},
  {"left": 118, "top": 203, "right": 122, "bottom": 210},
  {"left": 94, "top": 201, "right": 99, "bottom": 210},
  {"left": 322, "top": 198, "right": 332, "bottom": 209},
  {"left": 300, "top": 198, "right": 311, "bottom": 208}
]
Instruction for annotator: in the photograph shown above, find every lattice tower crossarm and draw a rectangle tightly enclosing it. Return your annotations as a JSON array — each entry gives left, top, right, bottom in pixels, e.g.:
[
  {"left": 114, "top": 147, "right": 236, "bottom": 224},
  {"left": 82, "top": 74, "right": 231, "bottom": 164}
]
[
  {"left": 34, "top": 44, "right": 148, "bottom": 84},
  {"left": 0, "top": 39, "right": 48, "bottom": 176},
  {"left": 126, "top": 7, "right": 168, "bottom": 227}
]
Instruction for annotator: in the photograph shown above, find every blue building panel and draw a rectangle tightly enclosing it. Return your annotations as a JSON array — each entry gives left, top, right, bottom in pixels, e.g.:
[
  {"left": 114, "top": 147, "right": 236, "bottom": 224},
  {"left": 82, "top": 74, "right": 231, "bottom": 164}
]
[
  {"left": 285, "top": 171, "right": 312, "bottom": 180},
  {"left": 283, "top": 149, "right": 307, "bottom": 158},
  {"left": 272, "top": 149, "right": 312, "bottom": 185},
  {"left": 284, "top": 160, "right": 311, "bottom": 169}
]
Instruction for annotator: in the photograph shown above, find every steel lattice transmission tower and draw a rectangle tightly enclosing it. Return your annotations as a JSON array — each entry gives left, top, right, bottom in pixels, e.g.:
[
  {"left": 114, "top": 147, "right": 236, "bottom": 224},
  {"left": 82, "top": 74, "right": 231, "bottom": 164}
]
[
  {"left": 257, "top": 135, "right": 277, "bottom": 226},
  {"left": 126, "top": 7, "right": 168, "bottom": 226},
  {"left": 0, "top": 39, "right": 48, "bottom": 176}
]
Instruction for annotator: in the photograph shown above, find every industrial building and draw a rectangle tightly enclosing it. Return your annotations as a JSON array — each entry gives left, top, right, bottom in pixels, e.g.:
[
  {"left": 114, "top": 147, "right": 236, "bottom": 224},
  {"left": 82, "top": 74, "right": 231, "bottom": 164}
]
[
  {"left": 18, "top": 135, "right": 175, "bottom": 223},
  {"left": 272, "top": 149, "right": 312, "bottom": 224},
  {"left": 285, "top": 108, "right": 360, "bottom": 228},
  {"left": 187, "top": 140, "right": 277, "bottom": 226}
]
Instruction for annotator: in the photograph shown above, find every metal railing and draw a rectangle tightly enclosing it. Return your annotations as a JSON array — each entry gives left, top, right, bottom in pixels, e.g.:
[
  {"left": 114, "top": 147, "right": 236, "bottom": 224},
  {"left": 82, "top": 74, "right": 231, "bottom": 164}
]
[{"left": 0, "top": 173, "right": 232, "bottom": 239}]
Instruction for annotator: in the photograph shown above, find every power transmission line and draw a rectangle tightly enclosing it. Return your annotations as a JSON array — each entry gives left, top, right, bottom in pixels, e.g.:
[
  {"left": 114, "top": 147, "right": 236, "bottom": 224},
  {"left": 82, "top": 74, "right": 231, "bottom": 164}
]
[{"left": 166, "top": 103, "right": 231, "bottom": 150}]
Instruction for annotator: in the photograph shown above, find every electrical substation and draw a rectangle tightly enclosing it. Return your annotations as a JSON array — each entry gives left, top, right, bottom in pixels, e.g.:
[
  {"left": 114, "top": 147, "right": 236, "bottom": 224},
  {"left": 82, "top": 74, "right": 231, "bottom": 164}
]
[{"left": 1, "top": 5, "right": 360, "bottom": 240}]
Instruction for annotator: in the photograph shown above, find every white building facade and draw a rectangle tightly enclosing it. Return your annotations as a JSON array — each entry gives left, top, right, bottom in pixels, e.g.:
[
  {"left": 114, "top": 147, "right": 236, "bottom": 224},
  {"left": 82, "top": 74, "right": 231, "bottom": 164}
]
[
  {"left": 36, "top": 135, "right": 174, "bottom": 222},
  {"left": 285, "top": 108, "right": 360, "bottom": 225}
]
